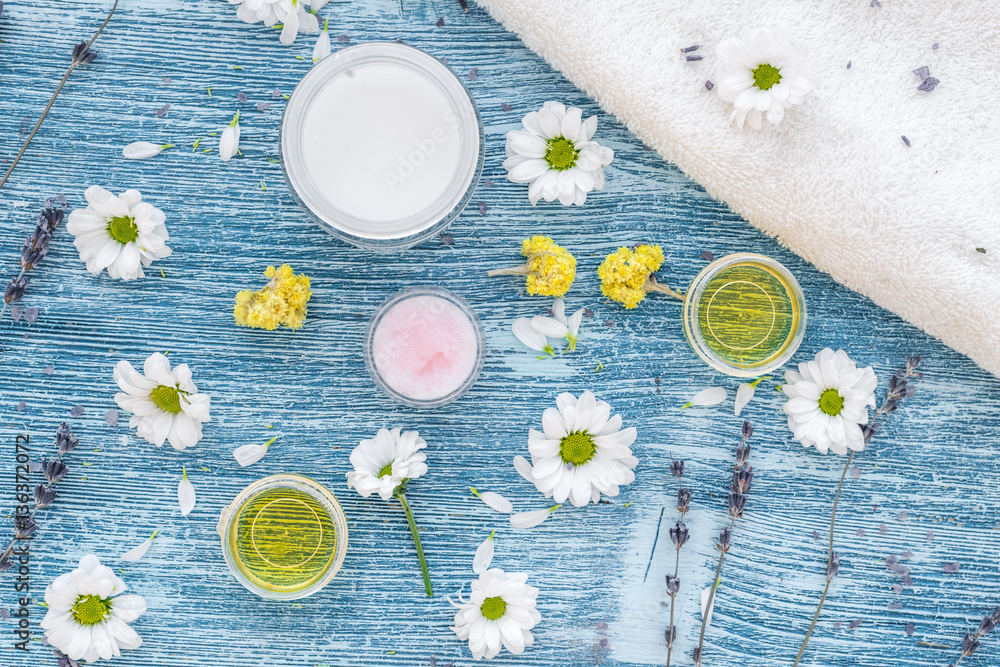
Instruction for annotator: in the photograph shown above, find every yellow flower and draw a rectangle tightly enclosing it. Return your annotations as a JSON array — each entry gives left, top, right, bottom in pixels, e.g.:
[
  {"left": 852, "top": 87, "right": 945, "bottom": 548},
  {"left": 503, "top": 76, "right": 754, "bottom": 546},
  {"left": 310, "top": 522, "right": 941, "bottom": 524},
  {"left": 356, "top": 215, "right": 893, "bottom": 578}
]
[
  {"left": 488, "top": 236, "right": 576, "bottom": 297},
  {"left": 233, "top": 264, "right": 312, "bottom": 330},
  {"left": 598, "top": 244, "right": 681, "bottom": 308}
]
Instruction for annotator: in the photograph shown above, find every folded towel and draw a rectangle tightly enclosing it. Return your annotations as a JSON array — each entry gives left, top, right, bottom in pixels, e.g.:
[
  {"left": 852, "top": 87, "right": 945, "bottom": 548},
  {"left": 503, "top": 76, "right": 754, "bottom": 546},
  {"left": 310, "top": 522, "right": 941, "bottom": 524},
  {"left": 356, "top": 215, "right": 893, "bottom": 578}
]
[{"left": 476, "top": 0, "right": 1000, "bottom": 377}]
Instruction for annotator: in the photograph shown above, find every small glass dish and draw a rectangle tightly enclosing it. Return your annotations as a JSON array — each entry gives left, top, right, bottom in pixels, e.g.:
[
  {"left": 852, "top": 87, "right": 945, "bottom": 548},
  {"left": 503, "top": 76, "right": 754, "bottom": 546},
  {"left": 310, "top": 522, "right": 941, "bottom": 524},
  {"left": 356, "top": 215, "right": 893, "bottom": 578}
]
[
  {"left": 682, "top": 253, "right": 807, "bottom": 377},
  {"left": 280, "top": 42, "right": 484, "bottom": 252},
  {"left": 364, "top": 286, "right": 486, "bottom": 409},
  {"left": 218, "top": 474, "right": 349, "bottom": 600}
]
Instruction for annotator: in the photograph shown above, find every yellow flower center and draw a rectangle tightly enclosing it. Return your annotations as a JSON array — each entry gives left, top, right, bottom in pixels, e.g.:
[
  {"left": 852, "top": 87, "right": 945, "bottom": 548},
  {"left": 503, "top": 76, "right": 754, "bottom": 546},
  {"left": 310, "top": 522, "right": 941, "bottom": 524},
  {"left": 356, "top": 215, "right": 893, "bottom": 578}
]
[
  {"left": 378, "top": 462, "right": 393, "bottom": 478},
  {"left": 752, "top": 63, "right": 782, "bottom": 91},
  {"left": 72, "top": 594, "right": 112, "bottom": 626},
  {"left": 560, "top": 431, "right": 596, "bottom": 465},
  {"left": 545, "top": 137, "right": 578, "bottom": 171},
  {"left": 480, "top": 595, "right": 507, "bottom": 620},
  {"left": 150, "top": 385, "right": 182, "bottom": 413},
  {"left": 108, "top": 215, "right": 139, "bottom": 244},
  {"left": 819, "top": 388, "right": 844, "bottom": 416}
]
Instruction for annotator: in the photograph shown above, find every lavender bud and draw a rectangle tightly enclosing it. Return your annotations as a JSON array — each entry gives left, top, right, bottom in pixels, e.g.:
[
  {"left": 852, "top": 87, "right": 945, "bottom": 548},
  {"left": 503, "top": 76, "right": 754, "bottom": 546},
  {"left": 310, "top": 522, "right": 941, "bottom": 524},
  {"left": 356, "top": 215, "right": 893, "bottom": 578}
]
[
  {"left": 21, "top": 237, "right": 49, "bottom": 271},
  {"left": 14, "top": 513, "right": 37, "bottom": 539},
  {"left": 0, "top": 549, "right": 12, "bottom": 573},
  {"left": 979, "top": 614, "right": 997, "bottom": 635},
  {"left": 665, "top": 625, "right": 676, "bottom": 646},
  {"left": 54, "top": 650, "right": 81, "bottom": 667},
  {"left": 717, "top": 526, "right": 732, "bottom": 552},
  {"left": 961, "top": 631, "right": 981, "bottom": 656},
  {"left": 676, "top": 487, "right": 692, "bottom": 513},
  {"left": 34, "top": 483, "right": 58, "bottom": 508},
  {"left": 882, "top": 398, "right": 898, "bottom": 414},
  {"left": 4, "top": 276, "right": 29, "bottom": 304},
  {"left": 56, "top": 422, "right": 79, "bottom": 454},
  {"left": 669, "top": 459, "right": 684, "bottom": 478},
  {"left": 40, "top": 205, "right": 65, "bottom": 231},
  {"left": 693, "top": 646, "right": 702, "bottom": 664},
  {"left": 904, "top": 384, "right": 917, "bottom": 398},
  {"left": 41, "top": 458, "right": 68, "bottom": 484},
  {"left": 71, "top": 41, "right": 98, "bottom": 65},
  {"left": 732, "top": 466, "right": 754, "bottom": 494},
  {"left": 665, "top": 574, "right": 680, "bottom": 595},
  {"left": 741, "top": 420, "right": 753, "bottom": 439},
  {"left": 669, "top": 521, "right": 689, "bottom": 549},
  {"left": 826, "top": 552, "right": 840, "bottom": 580},
  {"left": 728, "top": 491, "right": 746, "bottom": 518},
  {"left": 735, "top": 441, "right": 751, "bottom": 468},
  {"left": 906, "top": 355, "right": 922, "bottom": 371},
  {"left": 862, "top": 422, "right": 880, "bottom": 443}
]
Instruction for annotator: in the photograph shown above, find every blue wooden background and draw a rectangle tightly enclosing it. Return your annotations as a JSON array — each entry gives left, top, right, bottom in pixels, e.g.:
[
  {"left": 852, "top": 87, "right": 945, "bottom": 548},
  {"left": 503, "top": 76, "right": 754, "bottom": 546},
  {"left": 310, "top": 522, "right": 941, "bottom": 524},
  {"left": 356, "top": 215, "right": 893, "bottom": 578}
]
[{"left": 1, "top": 1, "right": 998, "bottom": 666}]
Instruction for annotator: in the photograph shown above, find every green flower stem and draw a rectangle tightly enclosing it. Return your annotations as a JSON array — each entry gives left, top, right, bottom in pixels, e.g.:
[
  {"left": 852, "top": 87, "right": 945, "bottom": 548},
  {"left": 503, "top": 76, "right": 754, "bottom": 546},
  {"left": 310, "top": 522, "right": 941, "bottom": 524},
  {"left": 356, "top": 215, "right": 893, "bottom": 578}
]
[{"left": 395, "top": 491, "right": 433, "bottom": 597}]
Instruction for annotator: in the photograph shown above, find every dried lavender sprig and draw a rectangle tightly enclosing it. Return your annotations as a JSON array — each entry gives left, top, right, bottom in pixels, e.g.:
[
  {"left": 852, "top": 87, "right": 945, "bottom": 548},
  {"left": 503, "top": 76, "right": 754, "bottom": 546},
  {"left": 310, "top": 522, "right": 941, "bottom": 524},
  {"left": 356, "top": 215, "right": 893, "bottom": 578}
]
[
  {"left": 665, "top": 459, "right": 691, "bottom": 667},
  {"left": 0, "top": 423, "right": 77, "bottom": 576},
  {"left": 792, "top": 357, "right": 922, "bottom": 667},
  {"left": 694, "top": 421, "right": 753, "bottom": 666},
  {"left": 0, "top": 0, "right": 119, "bottom": 190},
  {"left": 948, "top": 607, "right": 1000, "bottom": 666},
  {"left": 2, "top": 197, "right": 67, "bottom": 322}
]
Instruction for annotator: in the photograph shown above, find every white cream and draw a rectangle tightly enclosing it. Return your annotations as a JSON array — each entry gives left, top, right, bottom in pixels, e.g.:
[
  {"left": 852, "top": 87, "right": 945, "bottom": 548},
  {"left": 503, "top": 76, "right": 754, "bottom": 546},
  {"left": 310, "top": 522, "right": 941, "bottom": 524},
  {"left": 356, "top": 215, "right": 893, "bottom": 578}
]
[{"left": 282, "top": 43, "right": 483, "bottom": 249}]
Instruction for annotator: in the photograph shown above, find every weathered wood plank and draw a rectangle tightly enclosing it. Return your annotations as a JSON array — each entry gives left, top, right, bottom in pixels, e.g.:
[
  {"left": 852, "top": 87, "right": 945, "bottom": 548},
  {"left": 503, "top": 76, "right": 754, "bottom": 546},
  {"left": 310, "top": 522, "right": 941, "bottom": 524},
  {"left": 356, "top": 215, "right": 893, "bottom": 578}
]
[{"left": 0, "top": 1, "right": 997, "bottom": 666}]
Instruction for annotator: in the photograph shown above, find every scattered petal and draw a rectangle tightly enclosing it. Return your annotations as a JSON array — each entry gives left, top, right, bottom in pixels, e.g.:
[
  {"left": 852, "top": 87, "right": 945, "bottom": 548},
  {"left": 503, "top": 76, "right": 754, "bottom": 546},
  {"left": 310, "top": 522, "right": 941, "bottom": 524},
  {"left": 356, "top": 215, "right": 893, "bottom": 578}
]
[
  {"left": 851, "top": 465, "right": 862, "bottom": 479},
  {"left": 236, "top": 92, "right": 248, "bottom": 103},
  {"left": 256, "top": 101, "right": 271, "bottom": 112},
  {"left": 700, "top": 250, "right": 714, "bottom": 261},
  {"left": 942, "top": 561, "right": 961, "bottom": 573},
  {"left": 501, "top": 102, "right": 513, "bottom": 112},
  {"left": 897, "top": 511, "right": 908, "bottom": 521},
  {"left": 154, "top": 103, "right": 170, "bottom": 117},
  {"left": 16, "top": 401, "right": 26, "bottom": 412},
  {"left": 70, "top": 405, "right": 84, "bottom": 417},
  {"left": 42, "top": 365, "right": 55, "bottom": 375},
  {"left": 848, "top": 618, "right": 864, "bottom": 629},
  {"left": 436, "top": 17, "right": 444, "bottom": 26},
  {"left": 121, "top": 530, "right": 158, "bottom": 562},
  {"left": 682, "top": 386, "right": 726, "bottom": 409},
  {"left": 105, "top": 408, "right": 119, "bottom": 426},
  {"left": 905, "top": 623, "right": 915, "bottom": 635},
  {"left": 23, "top": 307, "right": 38, "bottom": 323},
  {"left": 178, "top": 468, "right": 195, "bottom": 516},
  {"left": 477, "top": 201, "right": 487, "bottom": 215},
  {"left": 233, "top": 437, "right": 276, "bottom": 467},
  {"left": 123, "top": 141, "right": 169, "bottom": 160},
  {"left": 700, "top": 584, "right": 718, "bottom": 630},
  {"left": 470, "top": 487, "right": 513, "bottom": 514},
  {"left": 510, "top": 505, "right": 559, "bottom": 529},
  {"left": 472, "top": 532, "right": 495, "bottom": 574},
  {"left": 468, "top": 67, "right": 478, "bottom": 81},
  {"left": 888, "top": 602, "right": 903, "bottom": 610},
  {"left": 734, "top": 376, "right": 768, "bottom": 416},
  {"left": 879, "top": 523, "right": 888, "bottom": 534},
  {"left": 926, "top": 531, "right": 935, "bottom": 542}
]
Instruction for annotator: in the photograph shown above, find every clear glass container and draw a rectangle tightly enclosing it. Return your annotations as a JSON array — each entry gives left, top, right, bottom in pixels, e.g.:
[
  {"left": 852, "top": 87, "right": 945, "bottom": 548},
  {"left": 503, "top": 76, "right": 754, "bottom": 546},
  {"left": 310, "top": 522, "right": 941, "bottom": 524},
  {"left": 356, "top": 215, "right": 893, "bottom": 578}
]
[
  {"left": 280, "top": 42, "right": 484, "bottom": 252},
  {"left": 218, "top": 474, "right": 348, "bottom": 600},
  {"left": 682, "top": 253, "right": 807, "bottom": 377},
  {"left": 364, "top": 286, "right": 486, "bottom": 409}
]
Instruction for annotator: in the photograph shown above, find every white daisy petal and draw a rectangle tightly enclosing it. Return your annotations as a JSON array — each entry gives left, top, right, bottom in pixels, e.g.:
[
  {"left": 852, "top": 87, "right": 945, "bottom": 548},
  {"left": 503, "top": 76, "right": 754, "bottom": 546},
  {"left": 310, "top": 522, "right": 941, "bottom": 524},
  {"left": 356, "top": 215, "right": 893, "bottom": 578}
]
[
  {"left": 121, "top": 531, "right": 158, "bottom": 562},
  {"left": 122, "top": 142, "right": 167, "bottom": 160},
  {"left": 177, "top": 468, "right": 196, "bottom": 516},
  {"left": 472, "top": 534, "right": 495, "bottom": 574},
  {"left": 233, "top": 442, "right": 271, "bottom": 467},
  {"left": 512, "top": 455, "right": 534, "bottom": 483},
  {"left": 473, "top": 488, "right": 514, "bottom": 514},
  {"left": 512, "top": 318, "right": 550, "bottom": 353},
  {"left": 510, "top": 508, "right": 555, "bottom": 529},
  {"left": 530, "top": 315, "right": 569, "bottom": 339},
  {"left": 219, "top": 112, "right": 241, "bottom": 161},
  {"left": 312, "top": 25, "right": 331, "bottom": 63},
  {"left": 683, "top": 386, "right": 727, "bottom": 408}
]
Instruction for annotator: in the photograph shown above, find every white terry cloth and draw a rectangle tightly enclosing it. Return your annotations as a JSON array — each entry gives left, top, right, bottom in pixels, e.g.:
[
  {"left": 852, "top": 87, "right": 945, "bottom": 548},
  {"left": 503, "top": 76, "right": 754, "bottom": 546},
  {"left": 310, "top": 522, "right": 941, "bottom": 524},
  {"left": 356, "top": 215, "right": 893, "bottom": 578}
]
[{"left": 476, "top": 0, "right": 1000, "bottom": 377}]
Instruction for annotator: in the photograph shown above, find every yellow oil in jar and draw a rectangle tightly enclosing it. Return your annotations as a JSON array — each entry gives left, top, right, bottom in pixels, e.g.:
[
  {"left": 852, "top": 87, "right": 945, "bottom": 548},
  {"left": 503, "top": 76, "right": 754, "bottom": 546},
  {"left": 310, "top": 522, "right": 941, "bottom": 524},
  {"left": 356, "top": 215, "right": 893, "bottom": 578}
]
[
  {"left": 694, "top": 260, "right": 801, "bottom": 369},
  {"left": 228, "top": 486, "right": 339, "bottom": 594}
]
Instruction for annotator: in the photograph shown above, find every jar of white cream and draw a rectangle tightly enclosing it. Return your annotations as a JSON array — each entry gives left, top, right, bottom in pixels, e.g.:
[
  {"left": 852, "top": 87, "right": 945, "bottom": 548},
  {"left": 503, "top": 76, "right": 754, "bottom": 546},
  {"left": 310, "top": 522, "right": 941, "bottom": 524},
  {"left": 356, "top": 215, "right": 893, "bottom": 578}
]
[{"left": 280, "top": 42, "right": 484, "bottom": 251}]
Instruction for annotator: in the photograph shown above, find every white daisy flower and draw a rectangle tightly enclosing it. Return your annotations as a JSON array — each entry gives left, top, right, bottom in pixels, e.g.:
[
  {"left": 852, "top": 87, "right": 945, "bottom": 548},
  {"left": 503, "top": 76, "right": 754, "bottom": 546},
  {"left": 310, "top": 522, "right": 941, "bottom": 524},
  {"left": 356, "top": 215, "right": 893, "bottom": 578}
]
[
  {"left": 782, "top": 348, "right": 878, "bottom": 455},
  {"left": 346, "top": 427, "right": 428, "bottom": 501},
  {"left": 113, "top": 352, "right": 212, "bottom": 451},
  {"left": 451, "top": 568, "right": 541, "bottom": 660},
  {"left": 41, "top": 554, "right": 147, "bottom": 663},
  {"left": 66, "top": 185, "right": 172, "bottom": 281},
  {"left": 503, "top": 100, "right": 614, "bottom": 206},
  {"left": 715, "top": 27, "right": 820, "bottom": 130},
  {"left": 527, "top": 391, "right": 638, "bottom": 507},
  {"left": 219, "top": 111, "right": 241, "bottom": 162},
  {"left": 229, "top": 0, "right": 287, "bottom": 26}
]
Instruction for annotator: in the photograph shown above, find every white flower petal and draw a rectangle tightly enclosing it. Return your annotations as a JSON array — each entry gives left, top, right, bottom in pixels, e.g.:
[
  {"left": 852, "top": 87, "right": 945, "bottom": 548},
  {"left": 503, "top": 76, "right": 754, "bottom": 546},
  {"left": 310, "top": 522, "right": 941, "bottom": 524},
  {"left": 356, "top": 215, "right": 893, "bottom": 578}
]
[
  {"left": 734, "top": 383, "right": 755, "bottom": 416},
  {"left": 312, "top": 28, "right": 331, "bottom": 63},
  {"left": 475, "top": 490, "right": 513, "bottom": 514},
  {"left": 683, "top": 387, "right": 727, "bottom": 408},
  {"left": 530, "top": 315, "right": 569, "bottom": 339},
  {"left": 473, "top": 534, "right": 495, "bottom": 574},
  {"left": 510, "top": 508, "right": 553, "bottom": 529},
  {"left": 122, "top": 142, "right": 164, "bottom": 160},
  {"left": 512, "top": 455, "right": 534, "bottom": 483},
  {"left": 177, "top": 469, "right": 195, "bottom": 516},
  {"left": 512, "top": 318, "right": 549, "bottom": 352},
  {"left": 233, "top": 442, "right": 271, "bottom": 467},
  {"left": 701, "top": 584, "right": 719, "bottom": 632},
  {"left": 121, "top": 532, "right": 157, "bottom": 562}
]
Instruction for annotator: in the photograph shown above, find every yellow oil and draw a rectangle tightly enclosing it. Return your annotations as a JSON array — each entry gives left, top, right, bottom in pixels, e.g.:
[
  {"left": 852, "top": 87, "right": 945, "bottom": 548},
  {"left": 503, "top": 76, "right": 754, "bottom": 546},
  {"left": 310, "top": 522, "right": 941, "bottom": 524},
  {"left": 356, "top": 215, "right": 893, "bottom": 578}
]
[
  {"left": 695, "top": 260, "right": 800, "bottom": 368},
  {"left": 228, "top": 487, "right": 338, "bottom": 594}
]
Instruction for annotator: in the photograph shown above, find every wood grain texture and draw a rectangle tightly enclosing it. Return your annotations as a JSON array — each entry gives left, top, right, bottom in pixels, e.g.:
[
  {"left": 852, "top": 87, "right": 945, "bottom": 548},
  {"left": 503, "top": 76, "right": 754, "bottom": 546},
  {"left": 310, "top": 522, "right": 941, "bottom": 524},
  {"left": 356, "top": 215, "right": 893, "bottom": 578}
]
[{"left": 0, "top": 1, "right": 998, "bottom": 666}]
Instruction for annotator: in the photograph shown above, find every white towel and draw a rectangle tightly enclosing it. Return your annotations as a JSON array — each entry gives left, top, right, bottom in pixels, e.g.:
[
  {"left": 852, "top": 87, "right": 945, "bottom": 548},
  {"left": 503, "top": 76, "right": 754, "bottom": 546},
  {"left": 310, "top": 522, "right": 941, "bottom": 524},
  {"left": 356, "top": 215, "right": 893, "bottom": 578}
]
[{"left": 476, "top": 0, "right": 1000, "bottom": 377}]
